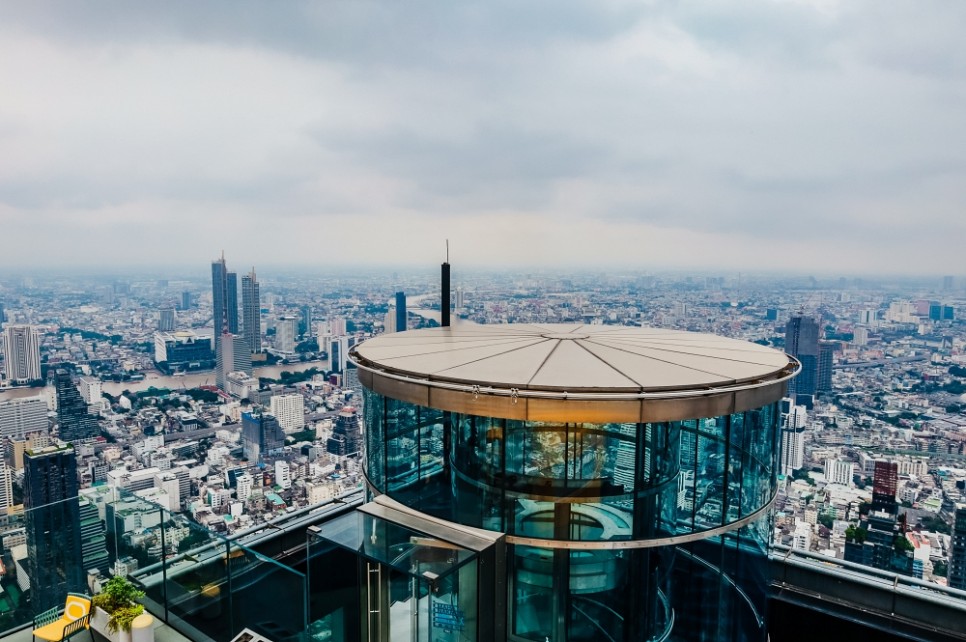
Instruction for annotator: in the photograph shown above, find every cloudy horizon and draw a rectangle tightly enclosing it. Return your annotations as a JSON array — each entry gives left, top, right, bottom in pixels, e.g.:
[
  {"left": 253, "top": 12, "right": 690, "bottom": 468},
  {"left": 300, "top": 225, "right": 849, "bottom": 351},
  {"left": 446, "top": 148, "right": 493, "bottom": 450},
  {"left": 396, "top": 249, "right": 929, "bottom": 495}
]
[{"left": 1, "top": 1, "right": 964, "bottom": 274}]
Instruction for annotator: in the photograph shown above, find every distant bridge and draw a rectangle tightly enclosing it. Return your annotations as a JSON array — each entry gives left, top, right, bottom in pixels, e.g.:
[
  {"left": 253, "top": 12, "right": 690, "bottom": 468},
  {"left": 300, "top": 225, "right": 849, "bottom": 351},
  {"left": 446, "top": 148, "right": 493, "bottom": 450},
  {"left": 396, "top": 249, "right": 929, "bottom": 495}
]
[{"left": 834, "top": 355, "right": 929, "bottom": 370}]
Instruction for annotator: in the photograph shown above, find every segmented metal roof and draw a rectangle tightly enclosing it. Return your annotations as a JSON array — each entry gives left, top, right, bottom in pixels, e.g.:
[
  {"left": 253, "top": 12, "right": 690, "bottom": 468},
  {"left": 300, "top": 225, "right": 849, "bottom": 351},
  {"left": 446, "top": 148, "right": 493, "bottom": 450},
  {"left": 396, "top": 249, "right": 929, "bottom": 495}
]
[{"left": 352, "top": 324, "right": 792, "bottom": 392}]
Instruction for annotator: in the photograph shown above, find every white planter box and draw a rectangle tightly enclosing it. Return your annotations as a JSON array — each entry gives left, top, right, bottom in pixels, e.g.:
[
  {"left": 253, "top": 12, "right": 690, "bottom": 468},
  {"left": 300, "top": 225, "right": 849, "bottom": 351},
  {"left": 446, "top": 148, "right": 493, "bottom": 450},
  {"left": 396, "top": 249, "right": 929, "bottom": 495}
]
[{"left": 90, "top": 606, "right": 154, "bottom": 642}]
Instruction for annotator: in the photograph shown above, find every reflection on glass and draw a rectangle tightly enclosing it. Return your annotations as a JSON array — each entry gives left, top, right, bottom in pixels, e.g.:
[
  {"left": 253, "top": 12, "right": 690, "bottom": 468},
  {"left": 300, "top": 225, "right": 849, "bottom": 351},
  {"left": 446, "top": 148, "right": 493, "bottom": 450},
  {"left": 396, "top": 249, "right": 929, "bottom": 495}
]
[{"left": 363, "top": 390, "right": 782, "bottom": 543}]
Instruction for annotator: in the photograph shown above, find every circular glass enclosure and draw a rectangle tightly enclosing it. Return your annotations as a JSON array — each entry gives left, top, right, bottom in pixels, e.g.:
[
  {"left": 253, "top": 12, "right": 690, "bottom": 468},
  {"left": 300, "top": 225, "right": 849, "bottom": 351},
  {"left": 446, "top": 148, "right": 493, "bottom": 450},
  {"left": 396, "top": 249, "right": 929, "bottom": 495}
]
[{"left": 351, "top": 324, "right": 797, "bottom": 642}]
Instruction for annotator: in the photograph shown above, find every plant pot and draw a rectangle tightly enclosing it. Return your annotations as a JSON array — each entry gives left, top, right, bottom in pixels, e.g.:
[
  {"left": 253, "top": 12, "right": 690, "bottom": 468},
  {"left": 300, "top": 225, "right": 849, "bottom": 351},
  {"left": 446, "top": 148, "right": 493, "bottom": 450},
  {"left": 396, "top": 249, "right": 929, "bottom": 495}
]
[{"left": 91, "top": 607, "right": 155, "bottom": 642}]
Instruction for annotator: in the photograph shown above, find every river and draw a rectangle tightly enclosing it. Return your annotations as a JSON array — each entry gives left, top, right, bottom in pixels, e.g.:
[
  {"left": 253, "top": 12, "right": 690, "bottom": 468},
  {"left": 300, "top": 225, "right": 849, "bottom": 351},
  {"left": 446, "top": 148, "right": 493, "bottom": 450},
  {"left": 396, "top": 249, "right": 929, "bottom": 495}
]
[
  {"left": 408, "top": 293, "right": 477, "bottom": 326},
  {"left": 0, "top": 359, "right": 330, "bottom": 400}
]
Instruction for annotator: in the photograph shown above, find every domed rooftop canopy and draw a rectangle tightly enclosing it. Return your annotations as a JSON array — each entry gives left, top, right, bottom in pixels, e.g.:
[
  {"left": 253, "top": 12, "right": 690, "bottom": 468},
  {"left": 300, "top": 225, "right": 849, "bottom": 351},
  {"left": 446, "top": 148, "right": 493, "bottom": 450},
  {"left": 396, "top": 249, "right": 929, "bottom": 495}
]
[{"left": 351, "top": 324, "right": 798, "bottom": 423}]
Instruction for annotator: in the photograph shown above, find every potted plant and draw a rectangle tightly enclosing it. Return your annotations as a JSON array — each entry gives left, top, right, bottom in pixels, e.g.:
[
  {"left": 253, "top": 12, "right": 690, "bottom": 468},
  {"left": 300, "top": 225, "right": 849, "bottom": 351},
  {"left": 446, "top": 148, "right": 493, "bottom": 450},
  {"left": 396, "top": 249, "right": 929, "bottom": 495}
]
[{"left": 91, "top": 576, "right": 154, "bottom": 642}]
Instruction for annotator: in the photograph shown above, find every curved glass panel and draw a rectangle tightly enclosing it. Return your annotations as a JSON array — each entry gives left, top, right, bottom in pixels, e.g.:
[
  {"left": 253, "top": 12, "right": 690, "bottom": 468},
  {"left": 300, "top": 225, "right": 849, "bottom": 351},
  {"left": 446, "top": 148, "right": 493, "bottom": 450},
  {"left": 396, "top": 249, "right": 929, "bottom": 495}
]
[{"left": 362, "top": 389, "right": 780, "bottom": 543}]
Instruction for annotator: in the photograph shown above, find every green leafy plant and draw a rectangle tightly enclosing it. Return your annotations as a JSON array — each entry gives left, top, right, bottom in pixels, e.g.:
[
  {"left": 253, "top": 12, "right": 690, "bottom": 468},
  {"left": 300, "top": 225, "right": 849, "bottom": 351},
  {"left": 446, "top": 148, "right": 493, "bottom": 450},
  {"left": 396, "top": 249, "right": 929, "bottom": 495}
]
[{"left": 92, "top": 576, "right": 146, "bottom": 633}]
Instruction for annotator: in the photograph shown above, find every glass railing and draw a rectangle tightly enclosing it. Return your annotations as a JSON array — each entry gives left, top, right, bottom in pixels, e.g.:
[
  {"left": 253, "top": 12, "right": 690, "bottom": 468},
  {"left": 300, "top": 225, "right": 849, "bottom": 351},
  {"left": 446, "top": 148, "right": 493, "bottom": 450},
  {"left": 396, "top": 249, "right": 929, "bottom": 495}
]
[{"left": 0, "top": 485, "right": 308, "bottom": 642}]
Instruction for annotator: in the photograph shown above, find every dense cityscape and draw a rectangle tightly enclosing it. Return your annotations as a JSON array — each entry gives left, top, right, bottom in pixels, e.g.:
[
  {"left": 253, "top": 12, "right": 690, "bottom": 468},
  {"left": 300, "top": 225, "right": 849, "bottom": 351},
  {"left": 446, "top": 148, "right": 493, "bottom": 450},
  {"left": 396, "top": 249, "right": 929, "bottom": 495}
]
[{"left": 0, "top": 261, "right": 964, "bottom": 610}]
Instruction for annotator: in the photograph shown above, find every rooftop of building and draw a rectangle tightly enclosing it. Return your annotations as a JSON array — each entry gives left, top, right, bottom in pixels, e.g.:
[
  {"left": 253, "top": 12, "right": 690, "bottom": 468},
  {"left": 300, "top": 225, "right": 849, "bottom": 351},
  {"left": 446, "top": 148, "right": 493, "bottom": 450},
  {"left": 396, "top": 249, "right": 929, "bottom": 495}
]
[{"left": 353, "top": 323, "right": 794, "bottom": 392}]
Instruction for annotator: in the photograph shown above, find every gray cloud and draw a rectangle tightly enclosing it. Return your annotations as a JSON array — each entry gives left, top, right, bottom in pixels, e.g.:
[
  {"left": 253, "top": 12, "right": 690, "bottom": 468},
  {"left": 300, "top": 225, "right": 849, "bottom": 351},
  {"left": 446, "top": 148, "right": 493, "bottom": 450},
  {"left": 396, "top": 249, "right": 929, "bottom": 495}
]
[{"left": 0, "top": 1, "right": 964, "bottom": 272}]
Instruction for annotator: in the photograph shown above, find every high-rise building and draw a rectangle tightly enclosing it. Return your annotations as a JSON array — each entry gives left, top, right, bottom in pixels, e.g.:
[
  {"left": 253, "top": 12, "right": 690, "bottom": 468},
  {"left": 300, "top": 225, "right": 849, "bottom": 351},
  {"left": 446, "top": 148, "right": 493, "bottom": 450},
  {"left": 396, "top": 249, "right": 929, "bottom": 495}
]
[
  {"left": 394, "top": 291, "right": 407, "bottom": 332},
  {"left": 0, "top": 395, "right": 48, "bottom": 439},
  {"left": 326, "top": 407, "right": 361, "bottom": 457},
  {"left": 780, "top": 397, "right": 807, "bottom": 476},
  {"left": 79, "top": 377, "right": 101, "bottom": 406},
  {"left": 216, "top": 333, "right": 252, "bottom": 392},
  {"left": 2, "top": 324, "right": 42, "bottom": 384},
  {"left": 858, "top": 308, "right": 876, "bottom": 325},
  {"left": 328, "top": 335, "right": 348, "bottom": 373},
  {"left": 241, "top": 269, "right": 261, "bottom": 353},
  {"left": 241, "top": 412, "right": 285, "bottom": 463},
  {"left": 785, "top": 315, "right": 820, "bottom": 398},
  {"left": 456, "top": 285, "right": 465, "bottom": 310},
  {"left": 817, "top": 340, "right": 835, "bottom": 393},
  {"left": 383, "top": 307, "right": 397, "bottom": 333},
  {"left": 154, "top": 330, "right": 215, "bottom": 372},
  {"left": 0, "top": 458, "right": 12, "bottom": 513},
  {"left": 872, "top": 460, "right": 899, "bottom": 513},
  {"left": 276, "top": 316, "right": 297, "bottom": 353},
  {"left": 929, "top": 302, "right": 956, "bottom": 321},
  {"left": 329, "top": 317, "right": 347, "bottom": 337},
  {"left": 299, "top": 305, "right": 312, "bottom": 337},
  {"left": 943, "top": 275, "right": 955, "bottom": 292},
  {"left": 211, "top": 253, "right": 239, "bottom": 348},
  {"left": 949, "top": 505, "right": 966, "bottom": 590},
  {"left": 275, "top": 460, "right": 292, "bottom": 490},
  {"left": 24, "top": 444, "right": 84, "bottom": 612},
  {"left": 825, "top": 458, "right": 854, "bottom": 486},
  {"left": 78, "top": 495, "right": 110, "bottom": 575},
  {"left": 181, "top": 290, "right": 191, "bottom": 310},
  {"left": 158, "top": 307, "right": 176, "bottom": 332},
  {"left": 270, "top": 394, "right": 305, "bottom": 433},
  {"left": 52, "top": 369, "right": 100, "bottom": 443},
  {"left": 0, "top": 300, "right": 5, "bottom": 323}
]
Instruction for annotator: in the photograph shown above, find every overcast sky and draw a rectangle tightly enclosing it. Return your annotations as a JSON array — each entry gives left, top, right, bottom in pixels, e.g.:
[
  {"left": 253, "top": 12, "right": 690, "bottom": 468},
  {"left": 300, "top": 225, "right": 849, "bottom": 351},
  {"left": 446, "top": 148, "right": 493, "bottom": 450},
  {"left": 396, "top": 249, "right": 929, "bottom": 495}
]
[{"left": 1, "top": 1, "right": 964, "bottom": 274}]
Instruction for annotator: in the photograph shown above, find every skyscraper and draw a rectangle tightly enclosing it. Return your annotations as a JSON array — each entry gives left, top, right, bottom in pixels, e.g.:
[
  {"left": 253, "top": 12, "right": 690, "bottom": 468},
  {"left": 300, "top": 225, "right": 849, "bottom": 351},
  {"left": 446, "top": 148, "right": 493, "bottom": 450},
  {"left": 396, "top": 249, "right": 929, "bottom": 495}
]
[
  {"left": 817, "top": 340, "right": 835, "bottom": 393},
  {"left": 326, "top": 407, "right": 361, "bottom": 457},
  {"left": 241, "top": 269, "right": 261, "bottom": 353},
  {"left": 394, "top": 291, "right": 407, "bottom": 332},
  {"left": 181, "top": 290, "right": 191, "bottom": 310},
  {"left": 24, "top": 444, "right": 84, "bottom": 612},
  {"left": 78, "top": 495, "right": 110, "bottom": 576},
  {"left": 270, "top": 393, "right": 305, "bottom": 433},
  {"left": 0, "top": 458, "right": 12, "bottom": 513},
  {"left": 158, "top": 307, "right": 176, "bottom": 332},
  {"left": 216, "top": 333, "right": 252, "bottom": 392},
  {"left": 299, "top": 305, "right": 312, "bottom": 338},
  {"left": 785, "top": 314, "right": 820, "bottom": 398},
  {"left": 211, "top": 253, "right": 238, "bottom": 348},
  {"left": 328, "top": 335, "right": 348, "bottom": 373},
  {"left": 52, "top": 369, "right": 100, "bottom": 442},
  {"left": 2, "top": 324, "right": 42, "bottom": 384},
  {"left": 241, "top": 412, "right": 285, "bottom": 462},
  {"left": 275, "top": 316, "right": 297, "bottom": 353},
  {"left": 949, "top": 505, "right": 966, "bottom": 590},
  {"left": 780, "top": 397, "right": 807, "bottom": 476},
  {"left": 872, "top": 460, "right": 899, "bottom": 513}
]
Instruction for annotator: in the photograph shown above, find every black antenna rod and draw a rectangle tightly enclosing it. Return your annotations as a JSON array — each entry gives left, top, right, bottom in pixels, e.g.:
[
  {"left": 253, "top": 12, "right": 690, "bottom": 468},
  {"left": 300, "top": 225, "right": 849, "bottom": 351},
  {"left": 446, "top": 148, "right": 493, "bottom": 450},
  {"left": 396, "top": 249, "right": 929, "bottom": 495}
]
[{"left": 441, "top": 240, "right": 451, "bottom": 327}]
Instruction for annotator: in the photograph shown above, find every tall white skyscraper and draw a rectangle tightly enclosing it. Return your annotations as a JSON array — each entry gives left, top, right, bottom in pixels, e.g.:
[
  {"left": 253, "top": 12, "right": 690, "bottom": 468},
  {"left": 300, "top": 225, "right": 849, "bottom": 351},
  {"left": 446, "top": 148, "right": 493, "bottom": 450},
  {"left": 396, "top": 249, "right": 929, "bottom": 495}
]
[
  {"left": 0, "top": 459, "right": 12, "bottom": 512},
  {"left": 270, "top": 394, "right": 305, "bottom": 433},
  {"left": 780, "top": 398, "right": 807, "bottom": 476},
  {"left": 276, "top": 317, "right": 297, "bottom": 353},
  {"left": 329, "top": 317, "right": 347, "bottom": 337},
  {"left": 216, "top": 333, "right": 252, "bottom": 392},
  {"left": 79, "top": 377, "right": 102, "bottom": 406},
  {"left": 3, "top": 325, "right": 41, "bottom": 384},
  {"left": 384, "top": 307, "right": 397, "bottom": 334}
]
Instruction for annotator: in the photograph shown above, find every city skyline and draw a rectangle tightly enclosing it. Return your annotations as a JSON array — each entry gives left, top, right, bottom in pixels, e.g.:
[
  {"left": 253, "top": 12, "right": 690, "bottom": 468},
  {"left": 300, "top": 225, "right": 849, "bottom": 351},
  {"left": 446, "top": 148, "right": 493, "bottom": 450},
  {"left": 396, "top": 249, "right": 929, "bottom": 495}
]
[{"left": 1, "top": 3, "right": 965, "bottom": 273}]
